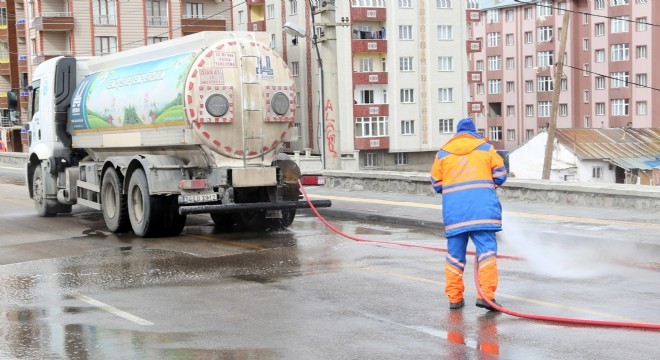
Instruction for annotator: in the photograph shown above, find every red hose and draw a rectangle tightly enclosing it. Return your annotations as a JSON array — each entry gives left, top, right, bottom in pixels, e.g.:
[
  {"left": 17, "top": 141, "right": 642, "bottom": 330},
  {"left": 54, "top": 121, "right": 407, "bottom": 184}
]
[{"left": 298, "top": 180, "right": 660, "bottom": 330}]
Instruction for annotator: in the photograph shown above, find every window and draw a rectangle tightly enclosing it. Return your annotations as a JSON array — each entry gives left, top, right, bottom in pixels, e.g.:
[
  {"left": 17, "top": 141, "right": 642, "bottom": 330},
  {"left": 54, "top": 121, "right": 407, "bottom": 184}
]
[
  {"left": 488, "top": 56, "right": 501, "bottom": 70},
  {"left": 594, "top": 0, "right": 605, "bottom": 9},
  {"left": 438, "top": 56, "right": 453, "bottom": 71},
  {"left": 538, "top": 101, "right": 551, "bottom": 117},
  {"left": 439, "top": 118, "right": 454, "bottom": 133},
  {"left": 526, "top": 105, "right": 534, "bottom": 117},
  {"left": 476, "top": 84, "right": 484, "bottom": 95},
  {"left": 94, "top": 36, "right": 117, "bottom": 55},
  {"left": 584, "top": 116, "right": 591, "bottom": 128},
  {"left": 506, "top": 58, "right": 514, "bottom": 70},
  {"left": 525, "top": 80, "right": 533, "bottom": 93},
  {"left": 487, "top": 32, "right": 500, "bottom": 47},
  {"left": 583, "top": 13, "right": 590, "bottom": 25},
  {"left": 611, "top": 99, "right": 629, "bottom": 116},
  {"left": 0, "top": 8, "right": 6, "bottom": 27},
  {"left": 526, "top": 129, "right": 534, "bottom": 140},
  {"left": 365, "top": 153, "right": 377, "bottom": 167},
  {"left": 355, "top": 117, "right": 388, "bottom": 137},
  {"left": 524, "top": 7, "right": 533, "bottom": 20},
  {"left": 524, "top": 31, "right": 533, "bottom": 44},
  {"left": 611, "top": 16, "right": 629, "bottom": 33},
  {"left": 438, "top": 88, "right": 453, "bottom": 102},
  {"left": 610, "top": 72, "right": 629, "bottom": 88},
  {"left": 395, "top": 153, "right": 408, "bottom": 165},
  {"left": 466, "top": 0, "right": 479, "bottom": 9},
  {"left": 595, "top": 23, "right": 605, "bottom": 36},
  {"left": 637, "top": 17, "right": 647, "bottom": 32},
  {"left": 596, "top": 102, "right": 605, "bottom": 116},
  {"left": 537, "top": 51, "right": 553, "bottom": 67},
  {"left": 399, "top": 0, "right": 413, "bottom": 8},
  {"left": 489, "top": 126, "right": 502, "bottom": 141},
  {"left": 400, "top": 88, "right": 414, "bottom": 103},
  {"left": 506, "top": 81, "right": 515, "bottom": 93},
  {"left": 506, "top": 10, "right": 514, "bottom": 22},
  {"left": 437, "top": 0, "right": 452, "bottom": 8},
  {"left": 595, "top": 76, "right": 605, "bottom": 89},
  {"left": 93, "top": 0, "right": 117, "bottom": 25},
  {"left": 506, "top": 34, "right": 514, "bottom": 46},
  {"left": 636, "top": 74, "right": 647, "bottom": 88},
  {"left": 270, "top": 33, "right": 276, "bottom": 48},
  {"left": 583, "top": 64, "right": 590, "bottom": 76},
  {"left": 401, "top": 120, "right": 415, "bottom": 135},
  {"left": 525, "top": 56, "right": 533, "bottom": 68},
  {"left": 559, "top": 104, "right": 568, "bottom": 116},
  {"left": 487, "top": 9, "right": 500, "bottom": 23},
  {"left": 476, "top": 60, "right": 484, "bottom": 71},
  {"left": 488, "top": 79, "right": 502, "bottom": 94},
  {"left": 147, "top": 36, "right": 168, "bottom": 44},
  {"left": 537, "top": 26, "right": 553, "bottom": 42},
  {"left": 291, "top": 61, "right": 299, "bottom": 76},
  {"left": 592, "top": 166, "right": 602, "bottom": 179},
  {"left": 583, "top": 39, "right": 589, "bottom": 50},
  {"left": 290, "top": 0, "right": 298, "bottom": 15},
  {"left": 537, "top": 76, "right": 553, "bottom": 92},
  {"left": 611, "top": 44, "right": 629, "bottom": 61},
  {"left": 267, "top": 4, "right": 275, "bottom": 19},
  {"left": 147, "top": 0, "right": 168, "bottom": 27},
  {"left": 507, "top": 129, "right": 515, "bottom": 141},
  {"left": 584, "top": 90, "right": 590, "bottom": 103},
  {"left": 537, "top": 0, "right": 552, "bottom": 17},
  {"left": 437, "top": 25, "right": 453, "bottom": 40},
  {"left": 506, "top": 105, "right": 515, "bottom": 116},
  {"left": 595, "top": 49, "right": 605, "bottom": 62},
  {"left": 296, "top": 92, "right": 301, "bottom": 108},
  {"left": 561, "top": 78, "right": 567, "bottom": 91},
  {"left": 238, "top": 10, "right": 245, "bottom": 24},
  {"left": 399, "top": 57, "right": 413, "bottom": 71},
  {"left": 637, "top": 101, "right": 647, "bottom": 115},
  {"left": 636, "top": 45, "right": 647, "bottom": 59},
  {"left": 360, "top": 90, "right": 374, "bottom": 104},
  {"left": 186, "top": 2, "right": 203, "bottom": 18},
  {"left": 610, "top": 0, "right": 629, "bottom": 6},
  {"left": 399, "top": 25, "right": 413, "bottom": 40}
]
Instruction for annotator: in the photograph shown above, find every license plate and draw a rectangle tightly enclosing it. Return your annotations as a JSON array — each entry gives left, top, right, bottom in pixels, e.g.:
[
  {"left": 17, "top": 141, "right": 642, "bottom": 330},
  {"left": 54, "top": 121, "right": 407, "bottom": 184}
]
[{"left": 178, "top": 193, "right": 219, "bottom": 204}]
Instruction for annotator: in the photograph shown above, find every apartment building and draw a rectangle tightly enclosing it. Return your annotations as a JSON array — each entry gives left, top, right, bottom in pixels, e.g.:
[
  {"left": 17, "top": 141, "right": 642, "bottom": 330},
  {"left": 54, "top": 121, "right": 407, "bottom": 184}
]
[
  {"left": 234, "top": 0, "right": 476, "bottom": 171},
  {"left": 0, "top": 0, "right": 232, "bottom": 152},
  {"left": 472, "top": 0, "right": 660, "bottom": 151}
]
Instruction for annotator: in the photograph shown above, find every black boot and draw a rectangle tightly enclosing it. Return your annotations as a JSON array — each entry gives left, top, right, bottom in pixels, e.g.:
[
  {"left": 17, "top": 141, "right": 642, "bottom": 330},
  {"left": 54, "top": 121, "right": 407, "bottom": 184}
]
[
  {"left": 475, "top": 298, "right": 500, "bottom": 312},
  {"left": 449, "top": 299, "right": 465, "bottom": 310}
]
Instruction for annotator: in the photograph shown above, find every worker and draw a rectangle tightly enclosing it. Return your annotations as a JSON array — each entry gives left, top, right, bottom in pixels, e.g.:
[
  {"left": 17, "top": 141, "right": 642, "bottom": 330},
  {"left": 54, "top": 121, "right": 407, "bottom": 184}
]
[
  {"left": 430, "top": 118, "right": 507, "bottom": 311},
  {"left": 0, "top": 139, "right": 6, "bottom": 152}
]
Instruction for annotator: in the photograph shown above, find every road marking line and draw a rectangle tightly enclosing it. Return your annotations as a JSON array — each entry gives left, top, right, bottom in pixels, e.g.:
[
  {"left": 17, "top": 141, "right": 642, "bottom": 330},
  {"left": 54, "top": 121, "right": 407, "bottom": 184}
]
[
  {"left": 73, "top": 293, "right": 153, "bottom": 326},
  {"left": 308, "top": 194, "right": 660, "bottom": 229},
  {"left": 191, "top": 234, "right": 266, "bottom": 250},
  {"left": 356, "top": 266, "right": 646, "bottom": 323},
  {"left": 0, "top": 165, "right": 23, "bottom": 171},
  {"left": 0, "top": 197, "right": 32, "bottom": 207}
]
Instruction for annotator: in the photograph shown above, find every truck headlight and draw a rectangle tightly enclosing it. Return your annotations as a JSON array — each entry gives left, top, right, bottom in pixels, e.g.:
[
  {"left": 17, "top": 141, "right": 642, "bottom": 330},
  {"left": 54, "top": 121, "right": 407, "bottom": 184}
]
[
  {"left": 205, "top": 94, "right": 229, "bottom": 117},
  {"left": 271, "top": 92, "right": 290, "bottom": 116}
]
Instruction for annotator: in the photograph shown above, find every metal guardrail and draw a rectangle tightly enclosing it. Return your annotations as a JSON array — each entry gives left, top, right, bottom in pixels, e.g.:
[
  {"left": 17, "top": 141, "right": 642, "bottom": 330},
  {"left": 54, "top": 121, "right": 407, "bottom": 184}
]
[
  {"left": 182, "top": 14, "right": 225, "bottom": 20},
  {"left": 0, "top": 116, "right": 11, "bottom": 128},
  {"left": 147, "top": 16, "right": 168, "bottom": 27},
  {"left": 37, "top": 12, "right": 72, "bottom": 17}
]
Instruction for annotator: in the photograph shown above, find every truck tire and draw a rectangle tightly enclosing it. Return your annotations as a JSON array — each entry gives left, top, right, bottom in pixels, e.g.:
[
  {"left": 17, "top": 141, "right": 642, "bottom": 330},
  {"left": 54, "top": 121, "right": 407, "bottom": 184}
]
[
  {"left": 127, "top": 168, "right": 165, "bottom": 238},
  {"left": 32, "top": 164, "right": 61, "bottom": 217},
  {"left": 265, "top": 209, "right": 296, "bottom": 230},
  {"left": 160, "top": 196, "right": 186, "bottom": 237},
  {"left": 101, "top": 168, "right": 131, "bottom": 233}
]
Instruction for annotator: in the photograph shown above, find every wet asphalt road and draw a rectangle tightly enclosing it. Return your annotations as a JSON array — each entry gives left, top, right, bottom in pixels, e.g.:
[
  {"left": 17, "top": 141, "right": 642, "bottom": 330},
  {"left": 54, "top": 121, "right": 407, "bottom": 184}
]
[{"left": 1, "top": 166, "right": 659, "bottom": 359}]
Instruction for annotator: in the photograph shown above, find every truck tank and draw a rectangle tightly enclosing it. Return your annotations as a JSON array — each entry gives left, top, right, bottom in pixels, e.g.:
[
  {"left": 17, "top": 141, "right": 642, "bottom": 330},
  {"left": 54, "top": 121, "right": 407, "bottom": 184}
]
[{"left": 69, "top": 32, "right": 296, "bottom": 167}]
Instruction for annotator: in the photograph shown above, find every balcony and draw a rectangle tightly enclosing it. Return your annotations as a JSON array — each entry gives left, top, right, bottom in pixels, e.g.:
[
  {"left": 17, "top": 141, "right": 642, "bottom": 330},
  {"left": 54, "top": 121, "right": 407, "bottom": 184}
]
[
  {"left": 18, "top": 55, "right": 28, "bottom": 72},
  {"left": 32, "top": 51, "right": 74, "bottom": 66},
  {"left": 0, "top": 61, "right": 10, "bottom": 76},
  {"left": 351, "top": 7, "right": 386, "bottom": 21},
  {"left": 353, "top": 72, "right": 388, "bottom": 85},
  {"left": 247, "top": 0, "right": 265, "bottom": 4},
  {"left": 353, "top": 103, "right": 389, "bottom": 117},
  {"left": 32, "top": 12, "right": 74, "bottom": 32},
  {"left": 16, "top": 20, "right": 26, "bottom": 36},
  {"left": 248, "top": 20, "right": 266, "bottom": 32},
  {"left": 352, "top": 39, "right": 387, "bottom": 53},
  {"left": 181, "top": 15, "right": 226, "bottom": 33},
  {"left": 147, "top": 16, "right": 168, "bottom": 27},
  {"left": 0, "top": 27, "right": 7, "bottom": 42},
  {"left": 0, "top": 95, "right": 7, "bottom": 109},
  {"left": 355, "top": 136, "right": 389, "bottom": 150}
]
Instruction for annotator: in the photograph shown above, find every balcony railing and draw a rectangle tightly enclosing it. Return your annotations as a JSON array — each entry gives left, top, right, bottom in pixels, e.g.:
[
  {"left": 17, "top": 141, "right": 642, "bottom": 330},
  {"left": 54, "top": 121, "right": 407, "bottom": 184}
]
[
  {"left": 1, "top": 116, "right": 13, "bottom": 127},
  {"left": 353, "top": 72, "right": 388, "bottom": 85},
  {"left": 147, "top": 16, "right": 168, "bottom": 27},
  {"left": 94, "top": 15, "right": 117, "bottom": 26},
  {"left": 32, "top": 12, "right": 74, "bottom": 32},
  {"left": 181, "top": 16, "right": 227, "bottom": 33}
]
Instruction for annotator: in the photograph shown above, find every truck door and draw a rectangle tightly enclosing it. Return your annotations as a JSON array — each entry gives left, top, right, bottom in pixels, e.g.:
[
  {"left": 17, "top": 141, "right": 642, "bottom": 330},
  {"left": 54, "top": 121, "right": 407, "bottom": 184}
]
[{"left": 27, "top": 80, "right": 41, "bottom": 147}]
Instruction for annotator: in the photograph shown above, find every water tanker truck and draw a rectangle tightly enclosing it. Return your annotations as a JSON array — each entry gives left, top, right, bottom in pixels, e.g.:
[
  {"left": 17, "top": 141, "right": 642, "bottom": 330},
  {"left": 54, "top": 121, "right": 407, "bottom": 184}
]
[{"left": 26, "top": 31, "right": 330, "bottom": 237}]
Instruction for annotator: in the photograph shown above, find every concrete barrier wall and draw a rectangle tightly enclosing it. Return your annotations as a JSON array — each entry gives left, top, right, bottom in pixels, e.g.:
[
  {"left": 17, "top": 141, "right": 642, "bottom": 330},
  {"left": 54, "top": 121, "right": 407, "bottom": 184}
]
[
  {"left": 322, "top": 170, "right": 660, "bottom": 211},
  {"left": 0, "top": 152, "right": 28, "bottom": 166}
]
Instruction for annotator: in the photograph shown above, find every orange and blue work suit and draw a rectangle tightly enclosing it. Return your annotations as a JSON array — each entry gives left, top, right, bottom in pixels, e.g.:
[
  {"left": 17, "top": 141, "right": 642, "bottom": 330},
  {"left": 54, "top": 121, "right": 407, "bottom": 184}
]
[{"left": 430, "top": 118, "right": 507, "bottom": 303}]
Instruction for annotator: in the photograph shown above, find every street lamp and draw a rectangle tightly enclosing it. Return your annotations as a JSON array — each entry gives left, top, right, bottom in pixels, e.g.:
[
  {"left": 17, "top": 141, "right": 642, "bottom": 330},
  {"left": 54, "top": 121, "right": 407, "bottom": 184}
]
[{"left": 283, "top": 20, "right": 326, "bottom": 170}]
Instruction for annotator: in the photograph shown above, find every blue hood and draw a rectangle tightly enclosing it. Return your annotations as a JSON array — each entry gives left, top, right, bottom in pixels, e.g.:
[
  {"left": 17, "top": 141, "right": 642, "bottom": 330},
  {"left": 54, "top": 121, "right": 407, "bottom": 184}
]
[{"left": 456, "top": 118, "right": 482, "bottom": 138}]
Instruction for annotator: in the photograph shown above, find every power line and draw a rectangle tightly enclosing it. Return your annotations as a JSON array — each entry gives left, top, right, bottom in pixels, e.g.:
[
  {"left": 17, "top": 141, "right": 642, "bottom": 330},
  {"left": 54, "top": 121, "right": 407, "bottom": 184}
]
[{"left": 562, "top": 63, "right": 660, "bottom": 92}]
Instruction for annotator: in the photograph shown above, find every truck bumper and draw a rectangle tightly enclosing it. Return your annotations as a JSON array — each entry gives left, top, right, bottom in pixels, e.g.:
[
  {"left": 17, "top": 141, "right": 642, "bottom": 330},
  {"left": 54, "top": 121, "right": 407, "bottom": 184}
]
[{"left": 178, "top": 200, "right": 332, "bottom": 215}]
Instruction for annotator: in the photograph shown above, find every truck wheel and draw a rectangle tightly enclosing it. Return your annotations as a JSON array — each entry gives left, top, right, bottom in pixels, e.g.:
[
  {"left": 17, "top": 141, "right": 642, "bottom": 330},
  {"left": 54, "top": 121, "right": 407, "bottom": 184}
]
[
  {"left": 101, "top": 168, "right": 130, "bottom": 233},
  {"left": 160, "top": 196, "right": 186, "bottom": 237},
  {"left": 127, "top": 168, "right": 164, "bottom": 237},
  {"left": 265, "top": 209, "right": 296, "bottom": 230},
  {"left": 32, "top": 164, "right": 59, "bottom": 217}
]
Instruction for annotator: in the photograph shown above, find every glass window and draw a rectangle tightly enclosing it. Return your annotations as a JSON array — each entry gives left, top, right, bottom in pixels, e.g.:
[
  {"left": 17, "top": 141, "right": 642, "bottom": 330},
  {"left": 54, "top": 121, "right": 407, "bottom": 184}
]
[
  {"left": 399, "top": 57, "right": 414, "bottom": 71},
  {"left": 438, "top": 56, "right": 453, "bottom": 71},
  {"left": 437, "top": 25, "right": 453, "bottom": 40},
  {"left": 400, "top": 88, "right": 414, "bottom": 103},
  {"left": 93, "top": 0, "right": 117, "bottom": 26},
  {"left": 438, "top": 88, "right": 453, "bottom": 102},
  {"left": 439, "top": 118, "right": 454, "bottom": 133},
  {"left": 399, "top": 25, "right": 413, "bottom": 40},
  {"left": 401, "top": 120, "right": 415, "bottom": 135},
  {"left": 488, "top": 126, "right": 502, "bottom": 141}
]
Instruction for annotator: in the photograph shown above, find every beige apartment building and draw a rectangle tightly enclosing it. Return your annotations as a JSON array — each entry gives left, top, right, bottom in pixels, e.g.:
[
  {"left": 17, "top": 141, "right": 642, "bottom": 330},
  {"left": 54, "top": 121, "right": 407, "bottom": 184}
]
[{"left": 0, "top": 0, "right": 232, "bottom": 152}]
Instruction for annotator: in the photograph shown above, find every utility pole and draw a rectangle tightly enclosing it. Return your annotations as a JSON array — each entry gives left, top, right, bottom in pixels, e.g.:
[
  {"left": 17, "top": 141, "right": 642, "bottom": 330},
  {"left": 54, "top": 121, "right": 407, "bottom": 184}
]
[{"left": 542, "top": 9, "right": 570, "bottom": 180}]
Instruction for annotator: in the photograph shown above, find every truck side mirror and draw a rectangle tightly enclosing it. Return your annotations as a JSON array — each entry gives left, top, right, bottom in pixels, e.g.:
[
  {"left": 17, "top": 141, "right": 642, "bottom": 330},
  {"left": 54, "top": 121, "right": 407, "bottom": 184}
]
[{"left": 6, "top": 91, "right": 18, "bottom": 111}]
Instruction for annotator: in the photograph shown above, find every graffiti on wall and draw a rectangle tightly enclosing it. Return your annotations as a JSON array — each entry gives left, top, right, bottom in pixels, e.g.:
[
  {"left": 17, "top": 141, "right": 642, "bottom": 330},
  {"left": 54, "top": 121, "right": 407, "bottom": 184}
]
[{"left": 324, "top": 99, "right": 337, "bottom": 158}]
